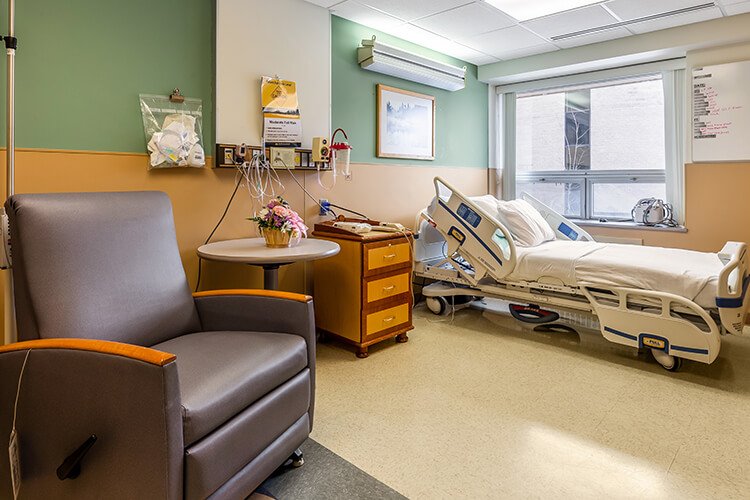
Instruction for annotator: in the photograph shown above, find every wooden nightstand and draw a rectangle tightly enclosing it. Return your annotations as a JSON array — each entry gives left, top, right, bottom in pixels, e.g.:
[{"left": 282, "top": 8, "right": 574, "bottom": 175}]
[{"left": 312, "top": 220, "right": 413, "bottom": 358}]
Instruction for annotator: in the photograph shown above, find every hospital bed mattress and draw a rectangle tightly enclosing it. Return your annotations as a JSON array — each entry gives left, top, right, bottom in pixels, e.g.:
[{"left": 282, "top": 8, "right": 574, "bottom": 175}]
[{"left": 508, "top": 240, "right": 723, "bottom": 309}]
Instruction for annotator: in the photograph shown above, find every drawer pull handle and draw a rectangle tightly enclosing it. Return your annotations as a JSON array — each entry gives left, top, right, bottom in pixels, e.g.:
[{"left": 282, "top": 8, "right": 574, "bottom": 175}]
[
  {"left": 383, "top": 253, "right": 397, "bottom": 259},
  {"left": 382, "top": 284, "right": 396, "bottom": 292},
  {"left": 383, "top": 315, "right": 396, "bottom": 323}
]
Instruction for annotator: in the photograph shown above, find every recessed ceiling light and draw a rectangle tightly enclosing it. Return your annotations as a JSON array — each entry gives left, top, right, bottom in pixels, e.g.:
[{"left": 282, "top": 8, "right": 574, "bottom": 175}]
[{"left": 484, "top": 0, "right": 604, "bottom": 21}]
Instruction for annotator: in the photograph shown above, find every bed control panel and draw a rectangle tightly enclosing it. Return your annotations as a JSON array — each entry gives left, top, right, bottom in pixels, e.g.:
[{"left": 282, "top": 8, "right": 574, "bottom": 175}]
[
  {"left": 557, "top": 222, "right": 579, "bottom": 241},
  {"left": 457, "top": 203, "right": 481, "bottom": 228}
]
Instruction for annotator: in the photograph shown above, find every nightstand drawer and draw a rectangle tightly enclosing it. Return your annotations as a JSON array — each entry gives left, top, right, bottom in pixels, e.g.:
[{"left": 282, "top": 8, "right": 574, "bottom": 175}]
[
  {"left": 365, "top": 271, "right": 410, "bottom": 305},
  {"left": 365, "top": 303, "right": 410, "bottom": 337},
  {"left": 364, "top": 241, "right": 410, "bottom": 276}
]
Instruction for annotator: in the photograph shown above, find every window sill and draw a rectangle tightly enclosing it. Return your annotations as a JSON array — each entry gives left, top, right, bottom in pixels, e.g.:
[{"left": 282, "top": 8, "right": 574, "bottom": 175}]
[{"left": 572, "top": 220, "right": 687, "bottom": 233}]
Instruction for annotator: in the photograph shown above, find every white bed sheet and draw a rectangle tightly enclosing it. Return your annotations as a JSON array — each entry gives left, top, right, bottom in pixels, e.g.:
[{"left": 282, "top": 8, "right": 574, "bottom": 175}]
[{"left": 507, "top": 240, "right": 723, "bottom": 308}]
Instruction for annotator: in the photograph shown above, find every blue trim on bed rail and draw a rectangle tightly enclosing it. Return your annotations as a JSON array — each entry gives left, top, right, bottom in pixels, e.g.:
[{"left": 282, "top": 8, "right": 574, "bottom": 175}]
[
  {"left": 603, "top": 326, "right": 637, "bottom": 341},
  {"left": 437, "top": 199, "right": 504, "bottom": 267},
  {"left": 715, "top": 275, "right": 750, "bottom": 309},
  {"left": 671, "top": 345, "right": 709, "bottom": 355},
  {"left": 606, "top": 327, "right": 710, "bottom": 356}
]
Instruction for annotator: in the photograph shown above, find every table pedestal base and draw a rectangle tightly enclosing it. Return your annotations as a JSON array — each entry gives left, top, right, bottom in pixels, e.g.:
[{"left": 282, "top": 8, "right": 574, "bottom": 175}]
[{"left": 262, "top": 264, "right": 280, "bottom": 290}]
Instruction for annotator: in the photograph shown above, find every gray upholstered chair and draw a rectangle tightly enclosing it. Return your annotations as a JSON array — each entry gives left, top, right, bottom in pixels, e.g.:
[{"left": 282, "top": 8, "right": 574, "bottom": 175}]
[{"left": 0, "top": 191, "right": 315, "bottom": 499}]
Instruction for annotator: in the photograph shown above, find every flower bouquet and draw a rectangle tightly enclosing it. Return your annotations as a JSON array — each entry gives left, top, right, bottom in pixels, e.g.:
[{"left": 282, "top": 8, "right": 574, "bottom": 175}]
[{"left": 250, "top": 197, "right": 308, "bottom": 248}]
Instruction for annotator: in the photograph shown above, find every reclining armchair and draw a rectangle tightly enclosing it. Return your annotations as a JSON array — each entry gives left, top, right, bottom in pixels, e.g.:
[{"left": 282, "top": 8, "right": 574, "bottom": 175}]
[{"left": 0, "top": 191, "right": 315, "bottom": 498}]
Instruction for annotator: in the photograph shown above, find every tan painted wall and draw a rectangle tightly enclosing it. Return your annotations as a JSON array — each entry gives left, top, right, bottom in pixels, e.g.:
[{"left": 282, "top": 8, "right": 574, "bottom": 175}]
[{"left": 0, "top": 150, "right": 487, "bottom": 339}]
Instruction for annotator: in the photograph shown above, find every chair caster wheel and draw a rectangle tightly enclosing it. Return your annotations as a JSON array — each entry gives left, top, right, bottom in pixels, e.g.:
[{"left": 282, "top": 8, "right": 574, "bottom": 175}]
[{"left": 288, "top": 449, "right": 304, "bottom": 468}]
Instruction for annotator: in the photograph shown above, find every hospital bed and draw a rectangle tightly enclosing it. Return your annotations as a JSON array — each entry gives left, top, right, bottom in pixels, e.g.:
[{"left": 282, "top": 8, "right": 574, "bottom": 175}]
[{"left": 413, "top": 177, "right": 750, "bottom": 371}]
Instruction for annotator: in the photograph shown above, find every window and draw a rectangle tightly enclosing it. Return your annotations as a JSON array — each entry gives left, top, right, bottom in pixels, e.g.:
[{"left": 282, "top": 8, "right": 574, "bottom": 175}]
[{"left": 500, "top": 67, "right": 684, "bottom": 224}]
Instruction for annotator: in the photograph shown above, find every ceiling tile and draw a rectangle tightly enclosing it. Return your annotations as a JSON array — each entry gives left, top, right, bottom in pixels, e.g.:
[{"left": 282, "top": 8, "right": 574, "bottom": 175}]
[
  {"left": 385, "top": 24, "right": 478, "bottom": 61},
  {"left": 605, "top": 0, "right": 710, "bottom": 21},
  {"left": 464, "top": 25, "right": 549, "bottom": 54},
  {"left": 330, "top": 1, "right": 404, "bottom": 32},
  {"left": 387, "top": 24, "right": 453, "bottom": 48},
  {"left": 304, "top": 0, "right": 344, "bottom": 7},
  {"left": 385, "top": 23, "right": 500, "bottom": 64},
  {"left": 432, "top": 41, "right": 501, "bottom": 65},
  {"left": 470, "top": 53, "right": 502, "bottom": 65},
  {"left": 627, "top": 6, "right": 722, "bottom": 34},
  {"left": 723, "top": 1, "right": 750, "bottom": 14},
  {"left": 414, "top": 3, "right": 515, "bottom": 40},
  {"left": 358, "top": 0, "right": 472, "bottom": 22},
  {"left": 494, "top": 43, "right": 559, "bottom": 61},
  {"left": 553, "top": 26, "right": 633, "bottom": 48},
  {"left": 522, "top": 5, "right": 619, "bottom": 39}
]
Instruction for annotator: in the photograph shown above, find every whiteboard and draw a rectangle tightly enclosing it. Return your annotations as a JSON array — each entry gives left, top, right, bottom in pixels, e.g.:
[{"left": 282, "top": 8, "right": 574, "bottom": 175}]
[
  {"left": 692, "top": 60, "right": 750, "bottom": 162},
  {"left": 215, "top": 0, "right": 331, "bottom": 148}
]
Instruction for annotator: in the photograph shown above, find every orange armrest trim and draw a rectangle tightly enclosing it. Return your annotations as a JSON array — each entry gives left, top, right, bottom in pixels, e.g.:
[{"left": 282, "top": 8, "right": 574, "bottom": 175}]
[
  {"left": 0, "top": 339, "right": 176, "bottom": 366},
  {"left": 193, "top": 289, "right": 312, "bottom": 303}
]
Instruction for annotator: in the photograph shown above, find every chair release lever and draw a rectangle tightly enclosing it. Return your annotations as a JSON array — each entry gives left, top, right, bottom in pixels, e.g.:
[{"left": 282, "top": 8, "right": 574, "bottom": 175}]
[{"left": 57, "top": 434, "right": 97, "bottom": 480}]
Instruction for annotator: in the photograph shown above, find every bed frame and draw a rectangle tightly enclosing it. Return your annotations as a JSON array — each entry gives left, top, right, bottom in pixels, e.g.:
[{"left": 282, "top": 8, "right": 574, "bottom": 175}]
[{"left": 414, "top": 177, "right": 750, "bottom": 371}]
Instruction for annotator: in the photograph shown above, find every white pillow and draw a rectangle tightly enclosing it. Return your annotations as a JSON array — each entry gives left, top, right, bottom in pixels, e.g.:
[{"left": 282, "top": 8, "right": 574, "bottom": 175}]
[
  {"left": 470, "top": 195, "right": 502, "bottom": 219},
  {"left": 496, "top": 199, "right": 555, "bottom": 247}
]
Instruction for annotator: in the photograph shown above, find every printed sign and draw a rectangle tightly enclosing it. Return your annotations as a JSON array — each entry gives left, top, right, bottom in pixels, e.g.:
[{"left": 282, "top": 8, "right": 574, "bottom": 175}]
[{"left": 261, "top": 77, "right": 302, "bottom": 147}]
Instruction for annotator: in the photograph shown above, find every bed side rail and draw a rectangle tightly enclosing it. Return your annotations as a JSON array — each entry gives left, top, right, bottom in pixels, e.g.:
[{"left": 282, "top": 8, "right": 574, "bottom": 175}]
[
  {"left": 716, "top": 241, "right": 750, "bottom": 335},
  {"left": 582, "top": 286, "right": 721, "bottom": 364},
  {"left": 520, "top": 192, "right": 595, "bottom": 242},
  {"left": 430, "top": 177, "right": 517, "bottom": 283}
]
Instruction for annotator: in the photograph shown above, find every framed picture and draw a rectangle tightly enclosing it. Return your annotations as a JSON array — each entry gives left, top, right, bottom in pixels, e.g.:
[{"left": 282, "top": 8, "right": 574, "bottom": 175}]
[{"left": 377, "top": 84, "right": 435, "bottom": 160}]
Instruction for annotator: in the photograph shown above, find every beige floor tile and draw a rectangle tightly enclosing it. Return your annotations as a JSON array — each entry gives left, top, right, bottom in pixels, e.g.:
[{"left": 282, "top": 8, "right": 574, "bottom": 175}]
[{"left": 311, "top": 305, "right": 750, "bottom": 499}]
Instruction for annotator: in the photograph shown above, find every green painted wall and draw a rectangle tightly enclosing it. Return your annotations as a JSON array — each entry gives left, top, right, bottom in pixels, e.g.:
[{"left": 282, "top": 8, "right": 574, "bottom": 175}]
[
  {"left": 0, "top": 3, "right": 487, "bottom": 164},
  {"left": 331, "top": 15, "right": 488, "bottom": 168},
  {"left": 0, "top": 0, "right": 214, "bottom": 152}
]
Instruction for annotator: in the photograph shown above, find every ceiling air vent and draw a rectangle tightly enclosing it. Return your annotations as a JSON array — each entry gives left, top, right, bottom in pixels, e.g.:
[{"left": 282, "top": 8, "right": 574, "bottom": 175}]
[{"left": 551, "top": 2, "right": 717, "bottom": 41}]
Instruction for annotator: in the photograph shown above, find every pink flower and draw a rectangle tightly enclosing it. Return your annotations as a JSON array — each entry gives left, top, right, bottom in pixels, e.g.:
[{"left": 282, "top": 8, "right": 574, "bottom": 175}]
[{"left": 250, "top": 196, "right": 308, "bottom": 240}]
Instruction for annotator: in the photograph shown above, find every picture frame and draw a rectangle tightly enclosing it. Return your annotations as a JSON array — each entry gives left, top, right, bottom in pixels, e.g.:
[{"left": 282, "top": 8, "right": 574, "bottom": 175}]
[{"left": 377, "top": 84, "right": 435, "bottom": 160}]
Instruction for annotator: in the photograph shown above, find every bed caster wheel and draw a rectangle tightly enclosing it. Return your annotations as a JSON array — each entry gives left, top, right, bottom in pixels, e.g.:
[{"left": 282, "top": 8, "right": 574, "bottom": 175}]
[
  {"left": 426, "top": 296, "right": 449, "bottom": 316},
  {"left": 289, "top": 449, "right": 304, "bottom": 468},
  {"left": 664, "top": 357, "right": 683, "bottom": 372},
  {"left": 652, "top": 349, "right": 682, "bottom": 372}
]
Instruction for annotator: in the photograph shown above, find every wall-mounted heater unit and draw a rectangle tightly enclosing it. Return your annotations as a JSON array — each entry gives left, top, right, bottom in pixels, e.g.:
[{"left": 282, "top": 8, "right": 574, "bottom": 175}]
[{"left": 357, "top": 37, "right": 466, "bottom": 92}]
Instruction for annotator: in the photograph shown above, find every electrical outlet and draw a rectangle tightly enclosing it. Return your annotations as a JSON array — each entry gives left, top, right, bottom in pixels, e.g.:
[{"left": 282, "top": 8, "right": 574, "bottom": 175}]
[{"left": 270, "top": 147, "right": 296, "bottom": 169}]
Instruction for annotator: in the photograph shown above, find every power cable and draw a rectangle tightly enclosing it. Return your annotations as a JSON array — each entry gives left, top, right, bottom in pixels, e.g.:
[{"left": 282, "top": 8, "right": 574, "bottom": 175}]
[{"left": 194, "top": 173, "right": 243, "bottom": 292}]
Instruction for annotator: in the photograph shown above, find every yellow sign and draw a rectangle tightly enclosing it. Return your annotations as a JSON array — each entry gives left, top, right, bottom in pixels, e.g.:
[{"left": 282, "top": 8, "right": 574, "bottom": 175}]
[
  {"left": 642, "top": 337, "right": 666, "bottom": 349},
  {"left": 449, "top": 227, "right": 466, "bottom": 243},
  {"left": 261, "top": 78, "right": 299, "bottom": 111},
  {"left": 261, "top": 76, "right": 302, "bottom": 147}
]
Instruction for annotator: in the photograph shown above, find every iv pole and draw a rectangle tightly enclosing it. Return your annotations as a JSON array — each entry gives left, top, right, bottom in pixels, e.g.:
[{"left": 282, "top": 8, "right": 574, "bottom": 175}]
[{"left": 2, "top": 0, "right": 16, "bottom": 345}]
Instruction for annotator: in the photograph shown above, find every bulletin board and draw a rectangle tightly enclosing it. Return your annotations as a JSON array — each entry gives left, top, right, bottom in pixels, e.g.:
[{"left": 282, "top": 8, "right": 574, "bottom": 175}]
[
  {"left": 215, "top": 0, "right": 331, "bottom": 148},
  {"left": 692, "top": 60, "right": 750, "bottom": 162}
]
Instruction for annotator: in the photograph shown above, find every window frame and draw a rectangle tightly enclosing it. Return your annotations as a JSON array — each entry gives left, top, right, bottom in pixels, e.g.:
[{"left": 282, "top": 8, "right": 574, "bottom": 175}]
[
  {"left": 518, "top": 169, "right": 666, "bottom": 220},
  {"left": 496, "top": 59, "right": 686, "bottom": 225}
]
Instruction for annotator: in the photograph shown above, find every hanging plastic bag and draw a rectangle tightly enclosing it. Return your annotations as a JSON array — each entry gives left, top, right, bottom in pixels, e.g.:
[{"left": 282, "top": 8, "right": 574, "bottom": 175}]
[{"left": 140, "top": 94, "right": 205, "bottom": 169}]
